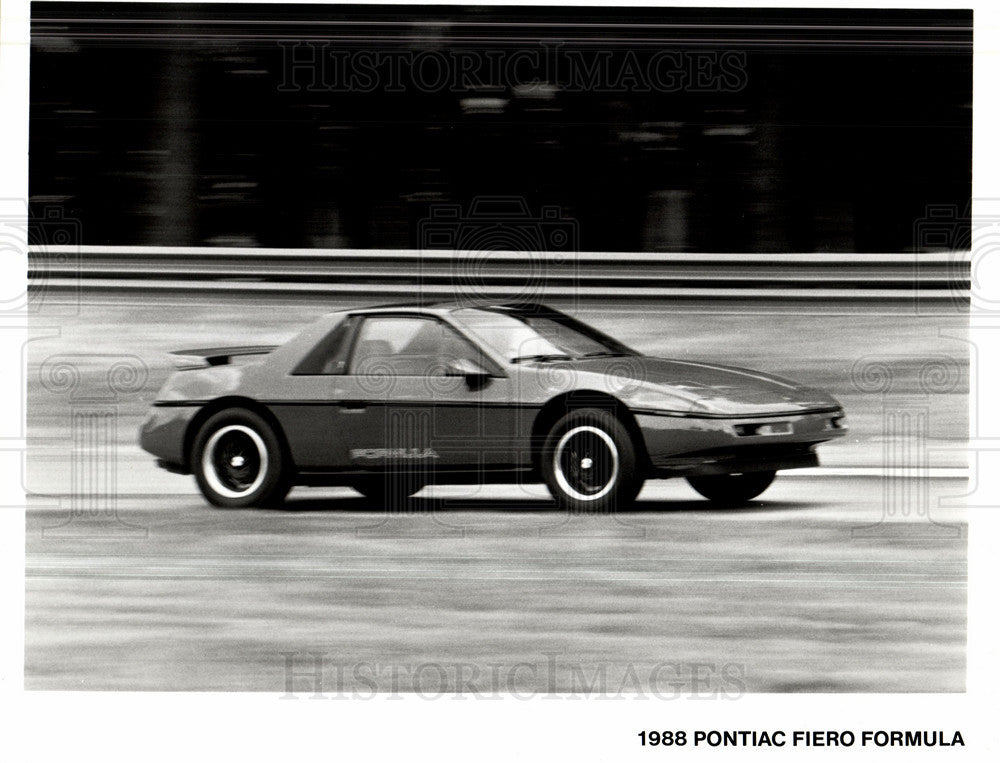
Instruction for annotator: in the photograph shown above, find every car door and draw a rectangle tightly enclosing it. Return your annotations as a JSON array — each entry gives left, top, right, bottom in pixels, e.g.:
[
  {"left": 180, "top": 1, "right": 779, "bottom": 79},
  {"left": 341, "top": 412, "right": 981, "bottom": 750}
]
[{"left": 341, "top": 314, "right": 517, "bottom": 471}]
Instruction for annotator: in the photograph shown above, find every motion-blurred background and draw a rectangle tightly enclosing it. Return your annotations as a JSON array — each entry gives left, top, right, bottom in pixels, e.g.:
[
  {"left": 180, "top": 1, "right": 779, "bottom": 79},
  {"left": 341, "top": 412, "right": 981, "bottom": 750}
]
[{"left": 30, "top": 3, "right": 971, "bottom": 252}]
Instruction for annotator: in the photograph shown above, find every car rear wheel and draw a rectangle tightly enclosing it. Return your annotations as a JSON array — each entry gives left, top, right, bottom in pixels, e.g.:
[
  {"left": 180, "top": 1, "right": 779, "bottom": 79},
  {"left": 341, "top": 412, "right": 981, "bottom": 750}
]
[
  {"left": 686, "top": 470, "right": 776, "bottom": 504},
  {"left": 541, "top": 408, "right": 641, "bottom": 513},
  {"left": 192, "top": 409, "right": 290, "bottom": 508}
]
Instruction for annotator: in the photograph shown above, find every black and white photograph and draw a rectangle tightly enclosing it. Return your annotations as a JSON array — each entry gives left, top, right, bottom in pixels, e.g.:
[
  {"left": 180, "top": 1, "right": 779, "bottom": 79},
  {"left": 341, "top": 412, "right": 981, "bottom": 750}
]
[{"left": 2, "top": 0, "right": 996, "bottom": 759}]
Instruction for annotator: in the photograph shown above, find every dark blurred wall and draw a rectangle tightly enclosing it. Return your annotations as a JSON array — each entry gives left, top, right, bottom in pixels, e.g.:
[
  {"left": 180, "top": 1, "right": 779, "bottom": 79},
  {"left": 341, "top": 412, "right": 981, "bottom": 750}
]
[{"left": 30, "top": 3, "right": 972, "bottom": 252}]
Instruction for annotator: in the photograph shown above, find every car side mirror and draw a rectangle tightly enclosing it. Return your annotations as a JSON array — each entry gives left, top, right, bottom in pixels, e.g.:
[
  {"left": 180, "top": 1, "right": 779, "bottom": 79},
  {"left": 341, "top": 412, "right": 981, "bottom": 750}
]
[{"left": 445, "top": 358, "right": 491, "bottom": 388}]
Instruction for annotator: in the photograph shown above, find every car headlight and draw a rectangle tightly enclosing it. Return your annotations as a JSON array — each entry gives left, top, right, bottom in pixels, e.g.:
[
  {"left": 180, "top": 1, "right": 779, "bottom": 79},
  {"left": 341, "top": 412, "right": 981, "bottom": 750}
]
[{"left": 733, "top": 421, "right": 793, "bottom": 436}]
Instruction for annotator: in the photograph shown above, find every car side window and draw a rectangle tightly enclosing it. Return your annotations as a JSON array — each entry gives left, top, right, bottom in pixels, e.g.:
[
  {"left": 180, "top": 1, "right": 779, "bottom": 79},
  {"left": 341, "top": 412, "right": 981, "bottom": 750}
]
[
  {"left": 291, "top": 316, "right": 357, "bottom": 375},
  {"left": 348, "top": 316, "right": 486, "bottom": 377}
]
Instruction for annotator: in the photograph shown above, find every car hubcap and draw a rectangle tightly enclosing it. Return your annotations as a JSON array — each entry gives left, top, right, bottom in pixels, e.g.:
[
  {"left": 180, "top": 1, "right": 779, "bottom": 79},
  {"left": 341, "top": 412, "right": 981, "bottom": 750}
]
[
  {"left": 202, "top": 425, "right": 268, "bottom": 499},
  {"left": 553, "top": 425, "right": 619, "bottom": 501}
]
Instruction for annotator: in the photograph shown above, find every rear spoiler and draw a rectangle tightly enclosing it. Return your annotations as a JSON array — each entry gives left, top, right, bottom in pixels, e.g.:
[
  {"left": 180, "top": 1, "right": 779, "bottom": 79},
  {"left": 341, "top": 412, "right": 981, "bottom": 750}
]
[{"left": 169, "top": 345, "right": 278, "bottom": 369}]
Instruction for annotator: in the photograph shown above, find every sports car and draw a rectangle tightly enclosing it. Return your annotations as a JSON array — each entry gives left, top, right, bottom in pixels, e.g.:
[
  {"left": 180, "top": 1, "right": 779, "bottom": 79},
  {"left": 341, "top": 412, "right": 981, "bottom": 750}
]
[{"left": 140, "top": 302, "right": 847, "bottom": 510}]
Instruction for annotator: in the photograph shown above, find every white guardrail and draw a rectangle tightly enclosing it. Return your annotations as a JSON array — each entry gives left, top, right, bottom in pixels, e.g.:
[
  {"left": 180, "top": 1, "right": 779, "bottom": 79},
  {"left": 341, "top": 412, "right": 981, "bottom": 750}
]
[{"left": 27, "top": 246, "right": 971, "bottom": 302}]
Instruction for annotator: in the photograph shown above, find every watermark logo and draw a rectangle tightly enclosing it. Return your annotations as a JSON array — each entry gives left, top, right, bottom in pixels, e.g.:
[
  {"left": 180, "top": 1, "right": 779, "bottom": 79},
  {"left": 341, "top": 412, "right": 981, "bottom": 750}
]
[
  {"left": 849, "top": 354, "right": 964, "bottom": 539},
  {"left": 280, "top": 652, "right": 746, "bottom": 699},
  {"left": 912, "top": 202, "right": 975, "bottom": 315},
  {"left": 278, "top": 42, "right": 748, "bottom": 95},
  {"left": 417, "top": 196, "right": 579, "bottom": 308},
  {"left": 1, "top": 200, "right": 81, "bottom": 317},
  {"left": 37, "top": 353, "right": 151, "bottom": 537}
]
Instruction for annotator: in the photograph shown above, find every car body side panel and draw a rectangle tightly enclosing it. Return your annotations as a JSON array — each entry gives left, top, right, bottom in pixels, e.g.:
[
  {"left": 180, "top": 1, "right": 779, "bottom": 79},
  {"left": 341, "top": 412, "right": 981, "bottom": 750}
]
[
  {"left": 331, "top": 376, "right": 519, "bottom": 470},
  {"left": 231, "top": 366, "right": 521, "bottom": 471},
  {"left": 261, "top": 376, "right": 519, "bottom": 470},
  {"left": 260, "top": 375, "right": 352, "bottom": 468}
]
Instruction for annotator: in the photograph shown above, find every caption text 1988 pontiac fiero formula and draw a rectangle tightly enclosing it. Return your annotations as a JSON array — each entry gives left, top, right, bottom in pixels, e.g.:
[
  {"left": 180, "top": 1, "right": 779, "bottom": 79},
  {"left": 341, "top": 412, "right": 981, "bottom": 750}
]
[{"left": 140, "top": 302, "right": 847, "bottom": 510}]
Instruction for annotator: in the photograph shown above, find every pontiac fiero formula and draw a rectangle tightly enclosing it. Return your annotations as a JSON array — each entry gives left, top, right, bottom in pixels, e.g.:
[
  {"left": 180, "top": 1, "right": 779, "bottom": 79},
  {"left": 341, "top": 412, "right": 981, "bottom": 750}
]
[{"left": 140, "top": 303, "right": 847, "bottom": 510}]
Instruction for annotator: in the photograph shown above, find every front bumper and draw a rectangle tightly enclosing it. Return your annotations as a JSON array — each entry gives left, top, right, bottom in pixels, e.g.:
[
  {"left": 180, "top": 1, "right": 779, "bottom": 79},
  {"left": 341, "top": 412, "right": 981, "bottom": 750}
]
[{"left": 636, "top": 408, "right": 847, "bottom": 477}]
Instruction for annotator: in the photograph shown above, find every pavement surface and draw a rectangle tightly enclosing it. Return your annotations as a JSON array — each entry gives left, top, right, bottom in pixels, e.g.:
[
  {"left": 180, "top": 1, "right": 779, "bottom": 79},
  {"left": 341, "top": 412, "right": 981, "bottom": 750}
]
[{"left": 25, "top": 477, "right": 967, "bottom": 693}]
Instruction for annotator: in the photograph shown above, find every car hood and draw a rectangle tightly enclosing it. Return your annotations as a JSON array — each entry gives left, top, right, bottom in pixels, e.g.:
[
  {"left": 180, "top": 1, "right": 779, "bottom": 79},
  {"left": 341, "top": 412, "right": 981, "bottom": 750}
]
[{"left": 570, "top": 356, "right": 841, "bottom": 416}]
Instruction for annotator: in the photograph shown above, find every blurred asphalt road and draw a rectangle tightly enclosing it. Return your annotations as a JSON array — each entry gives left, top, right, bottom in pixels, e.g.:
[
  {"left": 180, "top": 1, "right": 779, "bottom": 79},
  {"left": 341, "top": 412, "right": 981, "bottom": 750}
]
[{"left": 25, "top": 477, "right": 966, "bottom": 693}]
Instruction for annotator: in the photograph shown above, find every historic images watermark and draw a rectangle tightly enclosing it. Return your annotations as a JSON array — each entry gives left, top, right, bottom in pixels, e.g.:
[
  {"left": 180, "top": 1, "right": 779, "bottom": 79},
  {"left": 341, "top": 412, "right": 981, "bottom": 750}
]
[
  {"left": 2, "top": 200, "right": 81, "bottom": 316},
  {"left": 278, "top": 42, "right": 748, "bottom": 95},
  {"left": 37, "top": 353, "right": 151, "bottom": 537},
  {"left": 849, "top": 354, "right": 964, "bottom": 539},
  {"left": 280, "top": 652, "right": 746, "bottom": 700},
  {"left": 418, "top": 196, "right": 580, "bottom": 308},
  {"left": 912, "top": 202, "right": 976, "bottom": 315}
]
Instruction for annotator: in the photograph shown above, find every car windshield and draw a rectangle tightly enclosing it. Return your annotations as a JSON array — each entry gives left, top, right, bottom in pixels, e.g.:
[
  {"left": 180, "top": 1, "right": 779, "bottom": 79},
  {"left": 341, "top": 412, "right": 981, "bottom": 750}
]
[{"left": 451, "top": 308, "right": 638, "bottom": 363}]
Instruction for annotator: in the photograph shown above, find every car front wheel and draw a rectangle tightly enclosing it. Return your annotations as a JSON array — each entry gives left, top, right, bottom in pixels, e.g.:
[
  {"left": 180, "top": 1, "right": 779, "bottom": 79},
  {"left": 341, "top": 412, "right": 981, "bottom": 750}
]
[
  {"left": 192, "top": 409, "right": 290, "bottom": 508},
  {"left": 686, "top": 470, "right": 776, "bottom": 504},
  {"left": 541, "top": 408, "right": 642, "bottom": 513}
]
